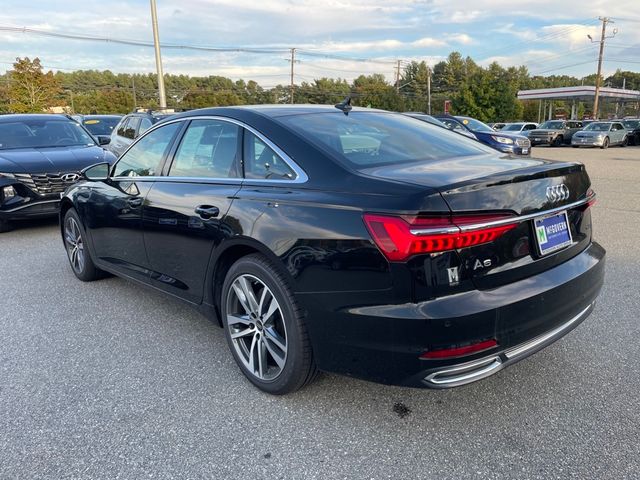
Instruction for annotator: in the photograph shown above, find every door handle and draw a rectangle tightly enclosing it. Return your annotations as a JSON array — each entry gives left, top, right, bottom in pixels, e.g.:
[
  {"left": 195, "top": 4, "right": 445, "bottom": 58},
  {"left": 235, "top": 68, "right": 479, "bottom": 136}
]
[
  {"left": 127, "top": 197, "right": 144, "bottom": 207},
  {"left": 195, "top": 205, "right": 220, "bottom": 219}
]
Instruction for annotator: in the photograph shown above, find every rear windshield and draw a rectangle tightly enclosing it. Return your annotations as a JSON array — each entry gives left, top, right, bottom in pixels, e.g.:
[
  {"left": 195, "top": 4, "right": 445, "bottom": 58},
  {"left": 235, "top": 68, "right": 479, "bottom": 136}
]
[
  {"left": 502, "top": 123, "right": 524, "bottom": 131},
  {"left": 277, "top": 112, "right": 494, "bottom": 170},
  {"left": 0, "top": 119, "right": 95, "bottom": 150},
  {"left": 623, "top": 120, "right": 639, "bottom": 129},
  {"left": 83, "top": 117, "right": 121, "bottom": 135}
]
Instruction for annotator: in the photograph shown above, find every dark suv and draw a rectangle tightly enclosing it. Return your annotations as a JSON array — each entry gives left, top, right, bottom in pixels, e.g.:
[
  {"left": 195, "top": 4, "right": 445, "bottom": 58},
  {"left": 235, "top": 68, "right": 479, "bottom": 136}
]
[
  {"left": 108, "top": 110, "right": 172, "bottom": 157},
  {"left": 529, "top": 120, "right": 584, "bottom": 147}
]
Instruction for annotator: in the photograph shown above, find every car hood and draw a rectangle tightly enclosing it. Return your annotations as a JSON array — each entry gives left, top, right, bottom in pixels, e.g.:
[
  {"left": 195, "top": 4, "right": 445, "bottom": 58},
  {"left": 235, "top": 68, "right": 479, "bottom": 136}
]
[
  {"left": 0, "top": 145, "right": 114, "bottom": 174},
  {"left": 474, "top": 131, "right": 528, "bottom": 141},
  {"left": 530, "top": 129, "right": 561, "bottom": 135}
]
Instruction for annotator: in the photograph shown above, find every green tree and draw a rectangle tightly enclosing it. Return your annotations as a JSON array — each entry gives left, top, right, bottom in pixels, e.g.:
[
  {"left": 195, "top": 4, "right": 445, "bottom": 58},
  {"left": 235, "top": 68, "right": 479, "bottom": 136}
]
[{"left": 8, "top": 57, "right": 61, "bottom": 112}]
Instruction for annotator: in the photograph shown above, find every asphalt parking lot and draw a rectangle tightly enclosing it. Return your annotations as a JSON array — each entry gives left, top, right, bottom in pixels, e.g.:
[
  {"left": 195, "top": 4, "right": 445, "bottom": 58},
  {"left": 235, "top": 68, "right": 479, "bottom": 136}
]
[{"left": 1, "top": 146, "right": 639, "bottom": 479}]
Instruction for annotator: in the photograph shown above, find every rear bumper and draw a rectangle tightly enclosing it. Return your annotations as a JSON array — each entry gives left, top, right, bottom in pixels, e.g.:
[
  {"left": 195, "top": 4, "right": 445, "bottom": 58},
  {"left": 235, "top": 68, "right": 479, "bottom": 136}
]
[{"left": 300, "top": 241, "right": 605, "bottom": 388}]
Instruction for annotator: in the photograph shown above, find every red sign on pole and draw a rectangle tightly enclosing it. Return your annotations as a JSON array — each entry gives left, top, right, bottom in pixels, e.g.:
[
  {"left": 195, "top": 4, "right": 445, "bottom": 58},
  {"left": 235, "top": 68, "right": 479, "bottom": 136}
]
[{"left": 444, "top": 100, "right": 451, "bottom": 114}]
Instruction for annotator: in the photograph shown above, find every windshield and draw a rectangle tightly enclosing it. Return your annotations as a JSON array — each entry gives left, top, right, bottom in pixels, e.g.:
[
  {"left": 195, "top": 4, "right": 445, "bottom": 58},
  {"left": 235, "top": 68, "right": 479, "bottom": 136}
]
[
  {"left": 455, "top": 117, "right": 494, "bottom": 132},
  {"left": 278, "top": 112, "right": 495, "bottom": 170},
  {"left": 539, "top": 121, "right": 565, "bottom": 129},
  {"left": 502, "top": 124, "right": 524, "bottom": 131},
  {"left": 0, "top": 118, "right": 96, "bottom": 150},
  {"left": 623, "top": 120, "right": 639, "bottom": 129},
  {"left": 584, "top": 122, "right": 611, "bottom": 131},
  {"left": 83, "top": 117, "right": 121, "bottom": 136}
]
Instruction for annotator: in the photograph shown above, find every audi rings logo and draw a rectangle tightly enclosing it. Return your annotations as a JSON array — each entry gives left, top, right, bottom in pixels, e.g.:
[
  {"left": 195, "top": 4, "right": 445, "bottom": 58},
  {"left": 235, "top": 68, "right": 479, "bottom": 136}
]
[
  {"left": 546, "top": 184, "right": 570, "bottom": 203},
  {"left": 61, "top": 173, "right": 81, "bottom": 183}
]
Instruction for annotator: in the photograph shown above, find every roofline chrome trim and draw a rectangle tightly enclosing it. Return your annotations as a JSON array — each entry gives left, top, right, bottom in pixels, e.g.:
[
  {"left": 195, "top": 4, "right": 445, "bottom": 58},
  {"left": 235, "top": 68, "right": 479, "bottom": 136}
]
[
  {"left": 112, "top": 115, "right": 309, "bottom": 184},
  {"left": 504, "top": 302, "right": 594, "bottom": 359},
  {"left": 410, "top": 194, "right": 594, "bottom": 236}
]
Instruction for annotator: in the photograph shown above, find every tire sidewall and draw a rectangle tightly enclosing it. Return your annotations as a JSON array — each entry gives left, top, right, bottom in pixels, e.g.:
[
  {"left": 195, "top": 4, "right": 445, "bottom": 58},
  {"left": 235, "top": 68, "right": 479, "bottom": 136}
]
[
  {"left": 221, "top": 255, "right": 306, "bottom": 394},
  {"left": 63, "top": 208, "right": 96, "bottom": 281}
]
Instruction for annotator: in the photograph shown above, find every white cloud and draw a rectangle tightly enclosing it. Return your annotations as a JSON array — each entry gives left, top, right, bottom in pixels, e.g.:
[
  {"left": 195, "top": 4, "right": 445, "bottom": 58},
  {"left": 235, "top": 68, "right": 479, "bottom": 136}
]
[{"left": 446, "top": 33, "right": 473, "bottom": 45}]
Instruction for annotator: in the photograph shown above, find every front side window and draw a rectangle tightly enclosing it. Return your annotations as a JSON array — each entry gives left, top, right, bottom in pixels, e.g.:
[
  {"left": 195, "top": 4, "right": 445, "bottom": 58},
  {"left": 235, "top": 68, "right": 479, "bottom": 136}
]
[
  {"left": 169, "top": 119, "right": 240, "bottom": 178},
  {"left": 124, "top": 117, "right": 141, "bottom": 139},
  {"left": 243, "top": 131, "right": 296, "bottom": 180},
  {"left": 112, "top": 122, "right": 181, "bottom": 177}
]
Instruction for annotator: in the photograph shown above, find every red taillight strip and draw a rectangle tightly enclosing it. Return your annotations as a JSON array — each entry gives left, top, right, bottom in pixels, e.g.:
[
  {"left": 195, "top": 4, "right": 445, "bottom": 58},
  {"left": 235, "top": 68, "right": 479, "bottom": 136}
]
[
  {"left": 420, "top": 339, "right": 498, "bottom": 359},
  {"left": 409, "top": 194, "right": 596, "bottom": 236}
]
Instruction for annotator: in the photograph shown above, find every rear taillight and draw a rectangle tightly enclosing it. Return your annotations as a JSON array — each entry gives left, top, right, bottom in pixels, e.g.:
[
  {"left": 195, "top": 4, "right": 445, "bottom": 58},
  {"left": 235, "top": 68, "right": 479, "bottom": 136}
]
[{"left": 363, "top": 213, "right": 517, "bottom": 261}]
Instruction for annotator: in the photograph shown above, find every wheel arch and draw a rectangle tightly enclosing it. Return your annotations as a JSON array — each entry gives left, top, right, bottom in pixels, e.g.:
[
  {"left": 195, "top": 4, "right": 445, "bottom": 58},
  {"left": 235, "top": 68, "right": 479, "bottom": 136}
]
[{"left": 205, "top": 237, "right": 298, "bottom": 327}]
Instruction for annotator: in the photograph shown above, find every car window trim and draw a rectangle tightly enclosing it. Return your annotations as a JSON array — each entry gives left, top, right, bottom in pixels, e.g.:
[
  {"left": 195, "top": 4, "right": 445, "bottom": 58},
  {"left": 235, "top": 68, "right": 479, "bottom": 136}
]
[
  {"left": 112, "top": 115, "right": 309, "bottom": 185},
  {"left": 110, "top": 120, "right": 185, "bottom": 179}
]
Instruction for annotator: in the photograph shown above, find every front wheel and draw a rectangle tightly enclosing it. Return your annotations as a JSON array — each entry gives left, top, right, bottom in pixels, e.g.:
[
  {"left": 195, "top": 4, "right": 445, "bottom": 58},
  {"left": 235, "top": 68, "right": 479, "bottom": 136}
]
[
  {"left": 620, "top": 136, "right": 628, "bottom": 147},
  {"left": 63, "top": 209, "right": 104, "bottom": 281},
  {"left": 601, "top": 137, "right": 609, "bottom": 149},
  {"left": 552, "top": 135, "right": 563, "bottom": 147},
  {"left": 221, "top": 254, "right": 317, "bottom": 394}
]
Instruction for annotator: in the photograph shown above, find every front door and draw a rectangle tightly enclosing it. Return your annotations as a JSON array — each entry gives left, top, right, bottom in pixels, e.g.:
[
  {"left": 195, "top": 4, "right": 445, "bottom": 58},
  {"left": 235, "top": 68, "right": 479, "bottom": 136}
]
[
  {"left": 143, "top": 118, "right": 243, "bottom": 303},
  {"left": 84, "top": 121, "right": 183, "bottom": 282}
]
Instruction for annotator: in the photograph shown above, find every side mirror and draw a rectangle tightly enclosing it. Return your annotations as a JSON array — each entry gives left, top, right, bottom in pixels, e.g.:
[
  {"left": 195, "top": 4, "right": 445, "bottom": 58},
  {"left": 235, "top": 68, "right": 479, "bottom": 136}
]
[
  {"left": 82, "top": 162, "right": 110, "bottom": 182},
  {"left": 97, "top": 135, "right": 111, "bottom": 145}
]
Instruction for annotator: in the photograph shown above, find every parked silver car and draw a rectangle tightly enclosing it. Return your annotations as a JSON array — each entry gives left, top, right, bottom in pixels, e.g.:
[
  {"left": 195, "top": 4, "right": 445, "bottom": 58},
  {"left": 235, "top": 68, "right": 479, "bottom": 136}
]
[
  {"left": 500, "top": 122, "right": 539, "bottom": 137},
  {"left": 571, "top": 121, "right": 629, "bottom": 149}
]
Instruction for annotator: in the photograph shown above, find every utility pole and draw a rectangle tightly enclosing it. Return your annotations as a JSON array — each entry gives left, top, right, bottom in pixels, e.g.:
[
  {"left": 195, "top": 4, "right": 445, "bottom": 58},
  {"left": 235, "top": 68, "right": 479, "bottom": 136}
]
[
  {"left": 69, "top": 90, "right": 75, "bottom": 114},
  {"left": 289, "top": 48, "right": 296, "bottom": 104},
  {"left": 132, "top": 76, "right": 137, "bottom": 109},
  {"left": 427, "top": 66, "right": 432, "bottom": 114},
  {"left": 590, "top": 17, "right": 616, "bottom": 119},
  {"left": 395, "top": 60, "right": 401, "bottom": 93},
  {"left": 150, "top": 0, "right": 167, "bottom": 109}
]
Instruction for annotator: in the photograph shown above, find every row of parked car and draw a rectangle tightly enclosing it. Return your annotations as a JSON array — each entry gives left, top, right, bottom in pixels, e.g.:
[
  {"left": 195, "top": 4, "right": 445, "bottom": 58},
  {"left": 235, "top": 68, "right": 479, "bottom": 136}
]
[{"left": 494, "top": 118, "right": 640, "bottom": 148}]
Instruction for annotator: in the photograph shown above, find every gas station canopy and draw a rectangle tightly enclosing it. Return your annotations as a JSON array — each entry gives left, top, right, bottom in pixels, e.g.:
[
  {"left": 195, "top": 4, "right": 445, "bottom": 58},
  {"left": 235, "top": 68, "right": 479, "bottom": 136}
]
[{"left": 517, "top": 86, "right": 640, "bottom": 102}]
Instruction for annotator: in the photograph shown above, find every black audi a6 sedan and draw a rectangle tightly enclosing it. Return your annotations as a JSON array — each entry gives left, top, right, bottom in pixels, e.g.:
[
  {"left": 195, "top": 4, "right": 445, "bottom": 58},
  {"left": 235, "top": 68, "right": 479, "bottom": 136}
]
[
  {"left": 0, "top": 114, "right": 117, "bottom": 232},
  {"left": 60, "top": 105, "right": 605, "bottom": 394}
]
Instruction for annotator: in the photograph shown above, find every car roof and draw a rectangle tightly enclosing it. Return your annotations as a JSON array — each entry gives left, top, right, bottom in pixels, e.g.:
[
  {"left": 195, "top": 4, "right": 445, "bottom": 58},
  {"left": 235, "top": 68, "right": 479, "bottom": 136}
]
[
  {"left": 0, "top": 114, "right": 72, "bottom": 123},
  {"left": 82, "top": 115, "right": 123, "bottom": 120},
  {"left": 166, "top": 104, "right": 388, "bottom": 121}
]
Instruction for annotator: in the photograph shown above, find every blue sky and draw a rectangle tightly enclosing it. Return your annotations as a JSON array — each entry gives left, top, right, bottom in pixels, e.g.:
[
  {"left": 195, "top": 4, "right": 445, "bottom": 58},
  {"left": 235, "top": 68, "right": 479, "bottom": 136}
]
[{"left": 1, "top": 0, "right": 639, "bottom": 85}]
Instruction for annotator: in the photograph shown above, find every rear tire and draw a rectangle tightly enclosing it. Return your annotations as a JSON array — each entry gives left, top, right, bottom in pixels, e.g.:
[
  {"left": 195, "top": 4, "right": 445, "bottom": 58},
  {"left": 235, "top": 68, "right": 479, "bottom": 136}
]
[
  {"left": 63, "top": 208, "right": 104, "bottom": 281},
  {"left": 221, "top": 253, "right": 317, "bottom": 394},
  {"left": 0, "top": 219, "right": 12, "bottom": 233},
  {"left": 601, "top": 137, "right": 609, "bottom": 149}
]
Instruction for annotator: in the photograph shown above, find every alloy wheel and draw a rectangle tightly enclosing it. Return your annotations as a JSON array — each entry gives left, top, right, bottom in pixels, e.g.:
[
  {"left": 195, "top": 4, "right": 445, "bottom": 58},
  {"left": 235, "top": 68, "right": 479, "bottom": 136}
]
[
  {"left": 225, "top": 274, "right": 288, "bottom": 381},
  {"left": 64, "top": 217, "right": 85, "bottom": 274}
]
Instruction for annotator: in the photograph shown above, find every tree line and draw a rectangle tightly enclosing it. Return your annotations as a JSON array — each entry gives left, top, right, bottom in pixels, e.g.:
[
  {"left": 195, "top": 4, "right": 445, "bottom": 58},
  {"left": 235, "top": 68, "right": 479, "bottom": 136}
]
[{"left": 1, "top": 54, "right": 639, "bottom": 122}]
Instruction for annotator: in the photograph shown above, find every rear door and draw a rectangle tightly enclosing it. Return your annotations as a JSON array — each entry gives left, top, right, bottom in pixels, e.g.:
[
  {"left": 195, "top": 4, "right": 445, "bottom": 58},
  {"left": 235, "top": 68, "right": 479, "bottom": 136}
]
[{"left": 143, "top": 118, "right": 243, "bottom": 303}]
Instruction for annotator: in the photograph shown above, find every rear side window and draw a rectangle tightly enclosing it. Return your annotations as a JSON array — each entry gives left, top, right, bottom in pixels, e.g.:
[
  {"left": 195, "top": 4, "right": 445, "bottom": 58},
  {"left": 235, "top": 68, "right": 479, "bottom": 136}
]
[
  {"left": 112, "top": 122, "right": 181, "bottom": 177},
  {"left": 243, "top": 131, "right": 296, "bottom": 180},
  {"left": 169, "top": 119, "right": 240, "bottom": 178},
  {"left": 278, "top": 112, "right": 493, "bottom": 170},
  {"left": 139, "top": 118, "right": 153, "bottom": 135}
]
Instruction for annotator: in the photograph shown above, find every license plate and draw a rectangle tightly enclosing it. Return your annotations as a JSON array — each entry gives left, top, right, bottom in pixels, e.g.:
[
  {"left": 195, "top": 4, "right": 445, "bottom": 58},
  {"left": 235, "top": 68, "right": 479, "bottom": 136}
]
[
  {"left": 522, "top": 148, "right": 529, "bottom": 154},
  {"left": 533, "top": 211, "right": 572, "bottom": 256}
]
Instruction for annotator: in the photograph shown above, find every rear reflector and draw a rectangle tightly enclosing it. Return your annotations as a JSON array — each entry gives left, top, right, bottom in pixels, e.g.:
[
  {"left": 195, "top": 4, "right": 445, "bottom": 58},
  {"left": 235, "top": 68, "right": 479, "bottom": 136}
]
[
  {"left": 363, "top": 213, "right": 517, "bottom": 261},
  {"left": 420, "top": 339, "right": 498, "bottom": 359}
]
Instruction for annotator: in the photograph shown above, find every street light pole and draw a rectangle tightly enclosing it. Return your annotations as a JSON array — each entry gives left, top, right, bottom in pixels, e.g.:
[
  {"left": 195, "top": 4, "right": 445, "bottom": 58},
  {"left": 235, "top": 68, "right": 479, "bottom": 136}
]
[{"left": 150, "top": 0, "right": 167, "bottom": 109}]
